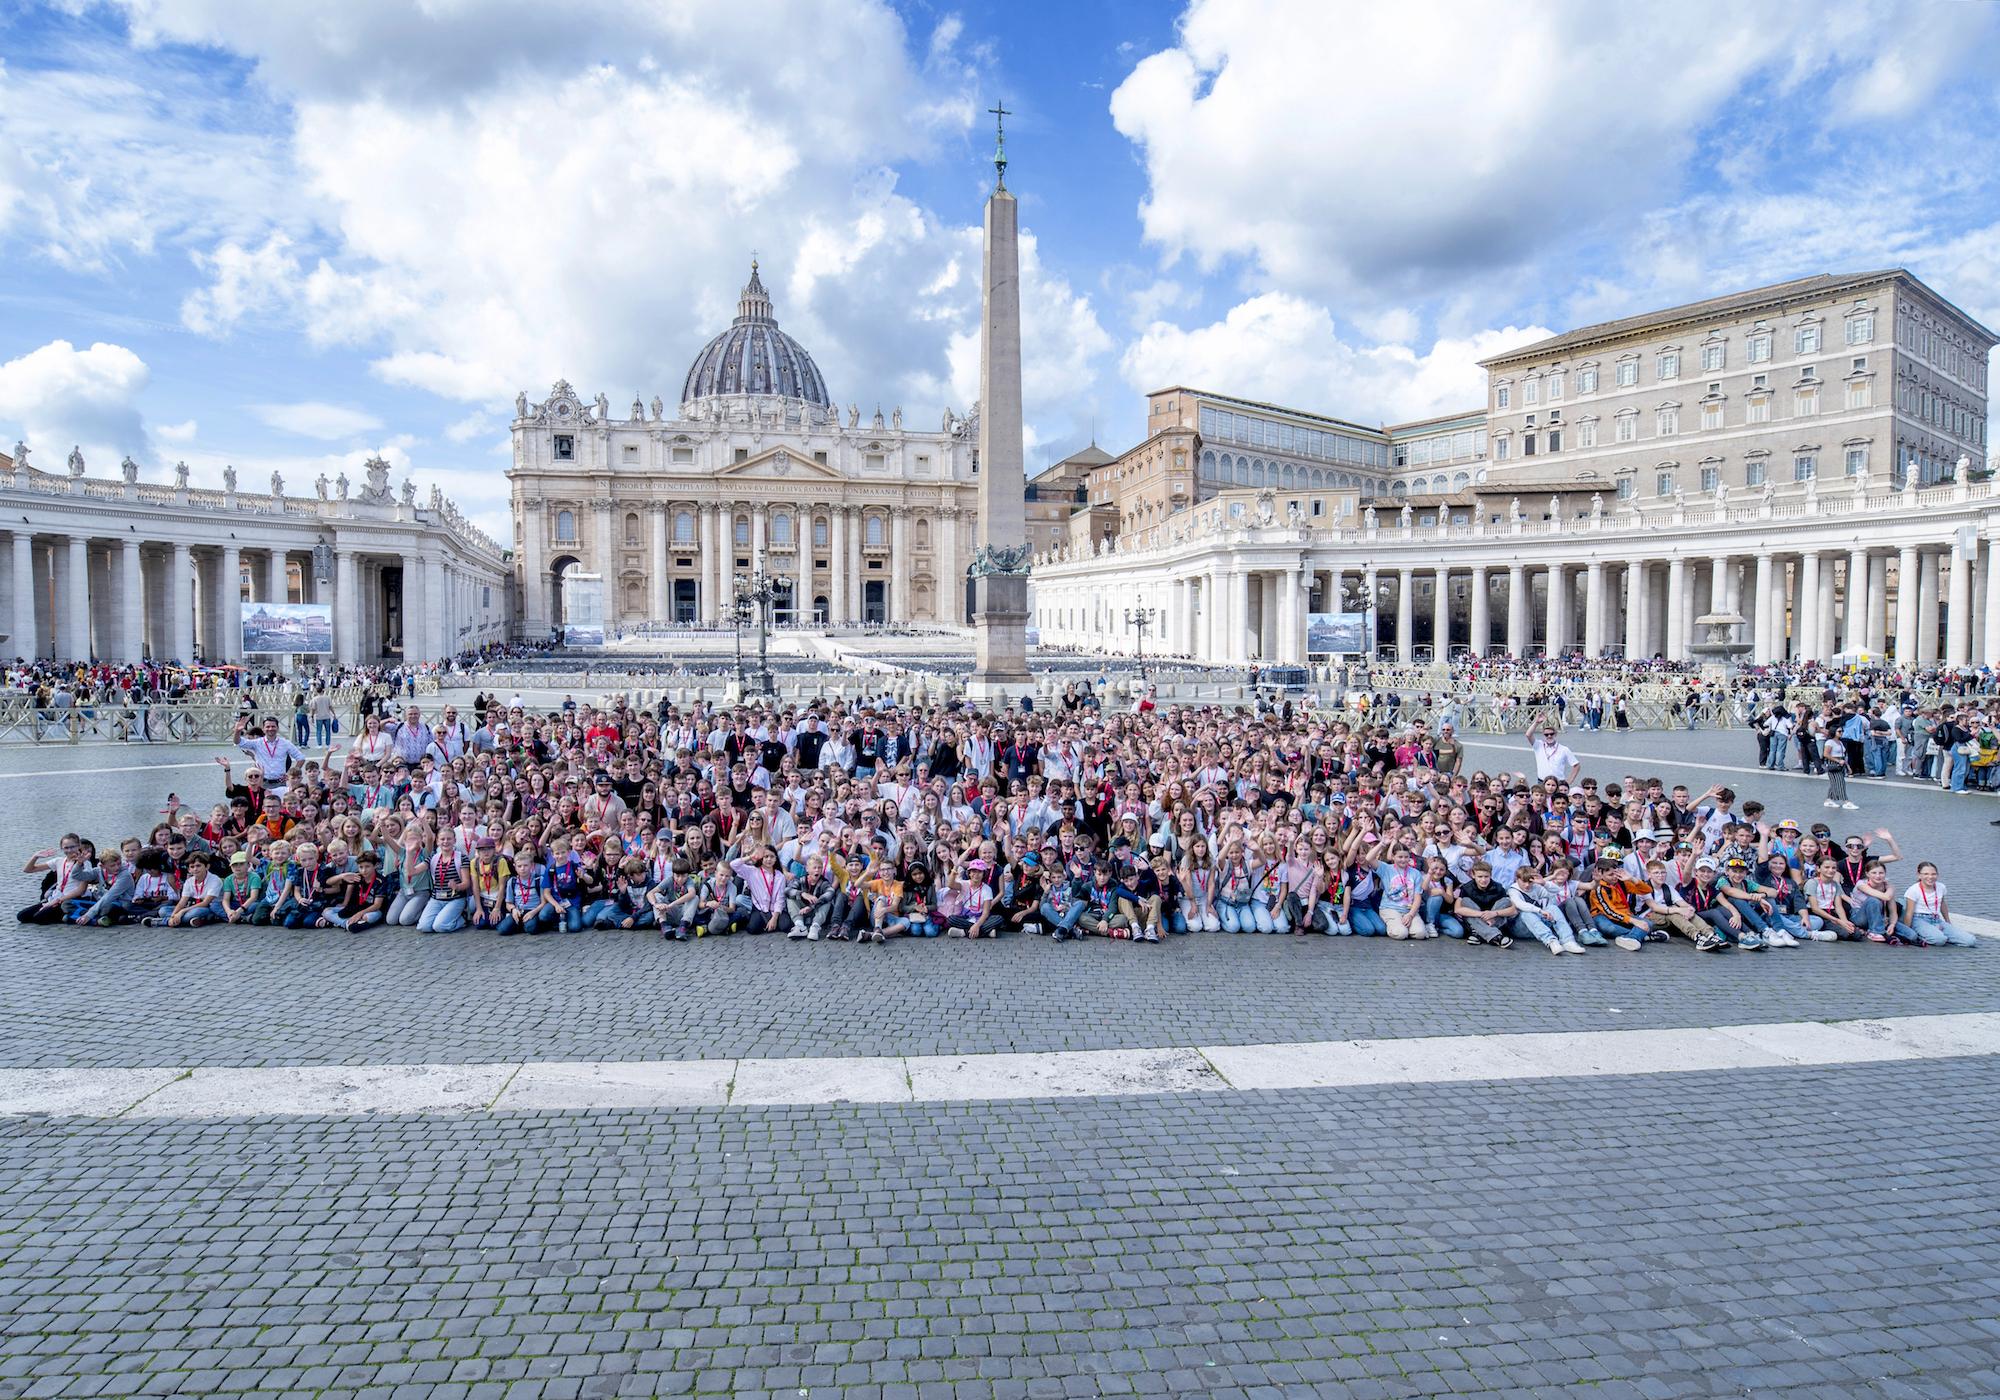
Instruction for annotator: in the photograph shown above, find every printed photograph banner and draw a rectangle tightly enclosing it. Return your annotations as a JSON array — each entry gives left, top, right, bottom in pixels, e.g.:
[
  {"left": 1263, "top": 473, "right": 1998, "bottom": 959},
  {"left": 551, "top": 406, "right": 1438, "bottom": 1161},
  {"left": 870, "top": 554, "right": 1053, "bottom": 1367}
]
[
  {"left": 562, "top": 572, "right": 605, "bottom": 647},
  {"left": 1306, "top": 611, "right": 1369, "bottom": 655},
  {"left": 242, "top": 602, "right": 333, "bottom": 655}
]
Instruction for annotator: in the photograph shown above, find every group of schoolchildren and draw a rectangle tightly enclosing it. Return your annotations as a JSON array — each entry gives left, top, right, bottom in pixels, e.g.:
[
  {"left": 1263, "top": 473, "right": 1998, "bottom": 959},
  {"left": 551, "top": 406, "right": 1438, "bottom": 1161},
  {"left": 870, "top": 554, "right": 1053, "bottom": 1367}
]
[{"left": 12, "top": 694, "right": 1981, "bottom": 959}]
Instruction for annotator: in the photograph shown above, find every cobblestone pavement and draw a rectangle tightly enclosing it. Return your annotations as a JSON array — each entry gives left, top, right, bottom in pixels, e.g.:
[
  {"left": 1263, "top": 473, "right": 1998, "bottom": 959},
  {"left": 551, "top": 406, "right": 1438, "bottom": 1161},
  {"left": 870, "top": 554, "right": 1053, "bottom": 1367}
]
[
  {"left": 5, "top": 1059, "right": 1998, "bottom": 1400},
  {"left": 4, "top": 912, "right": 1999, "bottom": 1069}
]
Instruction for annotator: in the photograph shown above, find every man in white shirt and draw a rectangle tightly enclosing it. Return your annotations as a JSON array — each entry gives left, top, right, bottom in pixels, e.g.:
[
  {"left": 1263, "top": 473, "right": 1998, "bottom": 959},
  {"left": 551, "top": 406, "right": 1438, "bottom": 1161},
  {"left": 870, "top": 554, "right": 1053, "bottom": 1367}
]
[{"left": 1529, "top": 725, "right": 1579, "bottom": 783}]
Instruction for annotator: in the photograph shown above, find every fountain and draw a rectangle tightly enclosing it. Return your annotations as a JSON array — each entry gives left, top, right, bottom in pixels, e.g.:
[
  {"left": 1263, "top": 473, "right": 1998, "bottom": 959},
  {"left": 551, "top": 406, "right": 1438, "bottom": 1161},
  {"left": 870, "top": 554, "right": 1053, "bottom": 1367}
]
[{"left": 1687, "top": 610, "right": 1752, "bottom": 676}]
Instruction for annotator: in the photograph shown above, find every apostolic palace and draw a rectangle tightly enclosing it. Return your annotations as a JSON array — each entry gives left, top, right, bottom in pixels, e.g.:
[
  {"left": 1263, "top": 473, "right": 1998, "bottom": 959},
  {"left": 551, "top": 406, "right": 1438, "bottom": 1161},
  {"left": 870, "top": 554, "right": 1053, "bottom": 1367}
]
[{"left": 0, "top": 265, "right": 1994, "bottom": 671}]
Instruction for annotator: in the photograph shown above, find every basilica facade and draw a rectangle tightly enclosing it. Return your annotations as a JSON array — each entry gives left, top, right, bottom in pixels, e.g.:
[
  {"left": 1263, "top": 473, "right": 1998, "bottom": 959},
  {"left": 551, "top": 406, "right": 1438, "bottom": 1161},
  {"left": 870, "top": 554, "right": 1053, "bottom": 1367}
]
[{"left": 508, "top": 264, "right": 979, "bottom": 634}]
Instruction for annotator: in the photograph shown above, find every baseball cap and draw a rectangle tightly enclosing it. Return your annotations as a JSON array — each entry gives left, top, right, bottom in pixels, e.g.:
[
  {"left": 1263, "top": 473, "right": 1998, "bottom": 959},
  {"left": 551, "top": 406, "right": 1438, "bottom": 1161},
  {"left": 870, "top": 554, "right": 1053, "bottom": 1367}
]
[
  {"left": 230, "top": 852, "right": 248, "bottom": 865},
  {"left": 1694, "top": 856, "right": 1719, "bottom": 872}
]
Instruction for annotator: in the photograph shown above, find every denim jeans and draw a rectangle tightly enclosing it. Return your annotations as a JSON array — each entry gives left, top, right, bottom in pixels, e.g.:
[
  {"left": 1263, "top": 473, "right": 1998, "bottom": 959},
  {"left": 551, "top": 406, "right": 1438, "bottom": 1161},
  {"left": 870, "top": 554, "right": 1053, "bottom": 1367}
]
[
  {"left": 1218, "top": 898, "right": 1254, "bottom": 933},
  {"left": 417, "top": 896, "right": 466, "bottom": 932},
  {"left": 1950, "top": 752, "right": 1972, "bottom": 792},
  {"left": 1907, "top": 913, "right": 1976, "bottom": 947},
  {"left": 315, "top": 718, "right": 336, "bottom": 747},
  {"left": 1724, "top": 897, "right": 1771, "bottom": 933},
  {"left": 1037, "top": 898, "right": 1085, "bottom": 934},
  {"left": 1348, "top": 906, "right": 1387, "bottom": 936},
  {"left": 1421, "top": 893, "right": 1464, "bottom": 938}
]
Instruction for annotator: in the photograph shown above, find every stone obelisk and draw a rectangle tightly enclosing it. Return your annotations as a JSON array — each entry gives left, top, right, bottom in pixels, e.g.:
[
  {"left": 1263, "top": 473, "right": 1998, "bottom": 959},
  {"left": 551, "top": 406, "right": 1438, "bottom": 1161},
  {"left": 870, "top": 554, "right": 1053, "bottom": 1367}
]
[{"left": 968, "top": 103, "right": 1034, "bottom": 702}]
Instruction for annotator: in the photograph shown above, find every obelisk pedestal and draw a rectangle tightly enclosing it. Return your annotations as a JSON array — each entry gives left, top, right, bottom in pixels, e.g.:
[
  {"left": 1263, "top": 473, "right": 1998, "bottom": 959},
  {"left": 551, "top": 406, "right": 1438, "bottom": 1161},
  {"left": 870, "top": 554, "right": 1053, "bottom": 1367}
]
[{"left": 967, "top": 150, "right": 1035, "bottom": 705}]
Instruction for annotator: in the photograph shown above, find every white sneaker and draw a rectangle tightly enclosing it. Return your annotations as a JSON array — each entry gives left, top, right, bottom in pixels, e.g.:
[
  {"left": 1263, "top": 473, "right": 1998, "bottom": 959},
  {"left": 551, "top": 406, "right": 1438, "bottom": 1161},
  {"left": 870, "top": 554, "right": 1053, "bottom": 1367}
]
[
  {"left": 1768, "top": 930, "right": 1798, "bottom": 948},
  {"left": 1614, "top": 934, "right": 1642, "bottom": 952},
  {"left": 1841, "top": 801, "right": 1859, "bottom": 809},
  {"left": 1562, "top": 938, "right": 1587, "bottom": 954},
  {"left": 1824, "top": 799, "right": 1841, "bottom": 807},
  {"left": 1807, "top": 928, "right": 1837, "bottom": 942},
  {"left": 1549, "top": 939, "right": 1565, "bottom": 955}
]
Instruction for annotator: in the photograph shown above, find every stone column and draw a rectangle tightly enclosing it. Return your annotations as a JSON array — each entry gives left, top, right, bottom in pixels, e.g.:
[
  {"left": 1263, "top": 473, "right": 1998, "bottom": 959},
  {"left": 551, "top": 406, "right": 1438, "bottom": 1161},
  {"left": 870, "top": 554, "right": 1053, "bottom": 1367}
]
[
  {"left": 1866, "top": 554, "right": 1889, "bottom": 656},
  {"left": 119, "top": 537, "right": 144, "bottom": 662},
  {"left": 1395, "top": 567, "right": 1414, "bottom": 663},
  {"left": 829, "top": 505, "right": 848, "bottom": 625},
  {"left": 649, "top": 505, "right": 669, "bottom": 621},
  {"left": 9, "top": 532, "right": 32, "bottom": 661},
  {"left": 937, "top": 507, "right": 959, "bottom": 626},
  {"left": 171, "top": 542, "right": 195, "bottom": 662},
  {"left": 1430, "top": 566, "right": 1450, "bottom": 661},
  {"left": 404, "top": 553, "right": 429, "bottom": 662},
  {"left": 1888, "top": 548, "right": 1920, "bottom": 668},
  {"left": 1544, "top": 564, "right": 1563, "bottom": 655},
  {"left": 1748, "top": 553, "right": 1772, "bottom": 663},
  {"left": 1505, "top": 563, "right": 1526, "bottom": 657},
  {"left": 1984, "top": 529, "right": 2000, "bottom": 670},
  {"left": 1469, "top": 565, "right": 1489, "bottom": 659},
  {"left": 1625, "top": 560, "right": 1647, "bottom": 660},
  {"left": 1665, "top": 557, "right": 1687, "bottom": 661},
  {"left": 1947, "top": 539, "right": 1973, "bottom": 666},
  {"left": 1231, "top": 570, "right": 1252, "bottom": 663},
  {"left": 263, "top": 550, "right": 286, "bottom": 605},
  {"left": 1841, "top": 547, "right": 1866, "bottom": 654},
  {"left": 216, "top": 543, "right": 241, "bottom": 664},
  {"left": 333, "top": 548, "right": 358, "bottom": 664},
  {"left": 520, "top": 502, "right": 547, "bottom": 639},
  {"left": 62, "top": 535, "right": 90, "bottom": 661},
  {"left": 1797, "top": 552, "right": 1821, "bottom": 661},
  {"left": 848, "top": 510, "right": 864, "bottom": 622},
  {"left": 1918, "top": 550, "right": 1940, "bottom": 666},
  {"left": 888, "top": 510, "right": 909, "bottom": 623},
  {"left": 1583, "top": 560, "right": 1605, "bottom": 658}
]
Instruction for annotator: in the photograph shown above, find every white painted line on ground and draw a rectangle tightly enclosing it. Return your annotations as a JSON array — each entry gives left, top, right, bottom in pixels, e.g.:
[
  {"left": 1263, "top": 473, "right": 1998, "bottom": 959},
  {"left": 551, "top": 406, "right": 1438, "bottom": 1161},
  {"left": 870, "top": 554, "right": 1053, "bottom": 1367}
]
[
  {"left": 0, "top": 760, "right": 218, "bottom": 779},
  {"left": 7, "top": 1013, "right": 2000, "bottom": 1118},
  {"left": 0, "top": 1067, "right": 189, "bottom": 1116},
  {"left": 497, "top": 1059, "right": 734, "bottom": 1109},
  {"left": 905, "top": 1047, "right": 1227, "bottom": 1101},
  {"left": 135, "top": 1062, "right": 519, "bottom": 1117},
  {"left": 730, "top": 1055, "right": 912, "bottom": 1105}
]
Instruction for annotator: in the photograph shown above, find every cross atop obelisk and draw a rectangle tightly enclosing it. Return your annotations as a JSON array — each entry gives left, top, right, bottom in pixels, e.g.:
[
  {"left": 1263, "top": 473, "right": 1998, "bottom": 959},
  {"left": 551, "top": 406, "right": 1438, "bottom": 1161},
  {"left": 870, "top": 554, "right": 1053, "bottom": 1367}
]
[{"left": 968, "top": 99, "right": 1033, "bottom": 701}]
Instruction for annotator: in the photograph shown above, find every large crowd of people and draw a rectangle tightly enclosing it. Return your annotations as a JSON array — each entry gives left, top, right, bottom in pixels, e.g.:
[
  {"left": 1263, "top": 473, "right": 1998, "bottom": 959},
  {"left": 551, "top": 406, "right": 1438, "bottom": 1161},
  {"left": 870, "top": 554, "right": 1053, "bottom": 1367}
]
[{"left": 14, "top": 682, "right": 1979, "bottom": 955}]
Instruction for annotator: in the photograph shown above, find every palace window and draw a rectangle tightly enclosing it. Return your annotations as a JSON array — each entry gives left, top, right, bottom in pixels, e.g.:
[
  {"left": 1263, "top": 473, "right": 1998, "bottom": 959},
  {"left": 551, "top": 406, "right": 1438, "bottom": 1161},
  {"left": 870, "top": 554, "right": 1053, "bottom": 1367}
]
[
  {"left": 813, "top": 517, "right": 829, "bottom": 547},
  {"left": 1701, "top": 402, "right": 1724, "bottom": 430},
  {"left": 1748, "top": 334, "right": 1771, "bottom": 363},
  {"left": 1495, "top": 385, "right": 1511, "bottom": 409},
  {"left": 1700, "top": 464, "right": 1719, "bottom": 494},
  {"left": 1577, "top": 366, "right": 1598, "bottom": 394},
  {"left": 1616, "top": 477, "right": 1635, "bottom": 500},
  {"left": 1745, "top": 457, "right": 1767, "bottom": 486},
  {"left": 1524, "top": 377, "right": 1540, "bottom": 405},
  {"left": 866, "top": 515, "right": 885, "bottom": 546},
  {"left": 624, "top": 511, "right": 640, "bottom": 546},
  {"left": 1794, "top": 387, "right": 1819, "bottom": 416},
  {"left": 1795, "top": 323, "right": 1821, "bottom": 354},
  {"left": 1656, "top": 406, "right": 1680, "bottom": 436},
  {"left": 1494, "top": 438, "right": 1511, "bottom": 460},
  {"left": 1846, "top": 379, "right": 1871, "bottom": 409},
  {"left": 1546, "top": 372, "right": 1564, "bottom": 401},
  {"left": 673, "top": 510, "right": 695, "bottom": 544},
  {"left": 1615, "top": 413, "right": 1637, "bottom": 443},
  {"left": 734, "top": 517, "right": 750, "bottom": 546},
  {"left": 1845, "top": 445, "right": 1868, "bottom": 476},
  {"left": 1847, "top": 313, "right": 1875, "bottom": 344},
  {"left": 773, "top": 513, "right": 792, "bottom": 544},
  {"left": 1546, "top": 428, "right": 1562, "bottom": 452},
  {"left": 1616, "top": 360, "right": 1639, "bottom": 387},
  {"left": 671, "top": 446, "right": 694, "bottom": 464},
  {"left": 622, "top": 444, "right": 639, "bottom": 462},
  {"left": 1656, "top": 470, "right": 1674, "bottom": 497},
  {"left": 1578, "top": 419, "right": 1598, "bottom": 448},
  {"left": 734, "top": 448, "right": 749, "bottom": 463},
  {"left": 1701, "top": 343, "right": 1725, "bottom": 372},
  {"left": 554, "top": 509, "right": 576, "bottom": 543},
  {"left": 1747, "top": 395, "right": 1771, "bottom": 424},
  {"left": 553, "top": 435, "right": 574, "bottom": 461},
  {"left": 1657, "top": 351, "right": 1680, "bottom": 380},
  {"left": 1793, "top": 453, "right": 1817, "bottom": 481}
]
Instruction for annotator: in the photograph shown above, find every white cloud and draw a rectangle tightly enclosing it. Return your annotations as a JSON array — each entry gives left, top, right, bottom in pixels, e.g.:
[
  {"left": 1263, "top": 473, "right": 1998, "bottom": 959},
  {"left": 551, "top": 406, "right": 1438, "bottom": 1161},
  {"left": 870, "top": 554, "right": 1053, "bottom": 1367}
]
[
  {"left": 248, "top": 400, "right": 384, "bottom": 440},
  {"left": 1109, "top": 0, "right": 2000, "bottom": 305},
  {"left": 0, "top": 338, "right": 151, "bottom": 466},
  {"left": 156, "top": 418, "right": 198, "bottom": 443},
  {"left": 444, "top": 409, "right": 496, "bottom": 443},
  {"left": 1121, "top": 293, "right": 1549, "bottom": 426}
]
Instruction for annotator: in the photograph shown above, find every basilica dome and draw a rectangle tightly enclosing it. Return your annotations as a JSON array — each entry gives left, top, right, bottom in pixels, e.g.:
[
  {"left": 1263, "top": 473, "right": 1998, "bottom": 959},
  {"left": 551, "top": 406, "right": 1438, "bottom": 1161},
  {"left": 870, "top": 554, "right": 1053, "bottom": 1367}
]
[{"left": 680, "top": 261, "right": 831, "bottom": 410}]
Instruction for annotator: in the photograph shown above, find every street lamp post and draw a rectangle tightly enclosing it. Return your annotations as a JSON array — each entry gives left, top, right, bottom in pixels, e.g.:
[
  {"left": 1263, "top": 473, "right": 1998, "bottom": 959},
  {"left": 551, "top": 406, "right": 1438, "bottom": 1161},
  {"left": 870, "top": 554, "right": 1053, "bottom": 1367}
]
[
  {"left": 732, "top": 568, "right": 781, "bottom": 695},
  {"left": 1123, "top": 607, "right": 1154, "bottom": 668}
]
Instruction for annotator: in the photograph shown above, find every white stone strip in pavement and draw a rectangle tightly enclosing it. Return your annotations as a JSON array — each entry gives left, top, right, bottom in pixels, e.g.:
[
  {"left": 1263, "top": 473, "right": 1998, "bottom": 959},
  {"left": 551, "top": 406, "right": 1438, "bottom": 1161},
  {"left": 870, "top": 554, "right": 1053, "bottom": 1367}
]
[
  {"left": 1459, "top": 736, "right": 2000, "bottom": 795},
  {"left": 6, "top": 1014, "right": 2000, "bottom": 1118},
  {"left": 3, "top": 760, "right": 218, "bottom": 779}
]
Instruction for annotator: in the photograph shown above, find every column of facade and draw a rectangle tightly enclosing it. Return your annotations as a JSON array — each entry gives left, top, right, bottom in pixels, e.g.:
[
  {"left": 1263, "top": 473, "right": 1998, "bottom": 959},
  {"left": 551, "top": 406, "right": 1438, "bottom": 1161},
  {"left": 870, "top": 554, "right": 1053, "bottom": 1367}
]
[
  {"left": 1917, "top": 550, "right": 1941, "bottom": 665},
  {"left": 1582, "top": 561, "right": 1605, "bottom": 658},
  {"left": 170, "top": 542, "right": 195, "bottom": 662},
  {"left": 1505, "top": 564, "right": 1526, "bottom": 657},
  {"left": 888, "top": 510, "right": 909, "bottom": 623},
  {"left": 1748, "top": 553, "right": 1773, "bottom": 663},
  {"left": 1232, "top": 570, "right": 1253, "bottom": 663},
  {"left": 848, "top": 509, "right": 864, "bottom": 622},
  {"left": 60, "top": 535, "right": 90, "bottom": 661},
  {"left": 333, "top": 548, "right": 358, "bottom": 664},
  {"left": 1430, "top": 566, "right": 1450, "bottom": 660},
  {"left": 829, "top": 505, "right": 848, "bottom": 625},
  {"left": 1840, "top": 548, "right": 1866, "bottom": 654},
  {"left": 1984, "top": 528, "right": 2000, "bottom": 670},
  {"left": 1947, "top": 539, "right": 1973, "bottom": 667},
  {"left": 9, "top": 532, "right": 34, "bottom": 660},
  {"left": 1469, "top": 565, "right": 1490, "bottom": 659},
  {"left": 648, "top": 506, "right": 669, "bottom": 621},
  {"left": 89, "top": 545, "right": 114, "bottom": 665},
  {"left": 1665, "top": 557, "right": 1687, "bottom": 661},
  {"left": 263, "top": 549, "right": 287, "bottom": 606},
  {"left": 937, "top": 508, "right": 959, "bottom": 627},
  {"left": 1395, "top": 567, "right": 1415, "bottom": 664},
  {"left": 1543, "top": 565, "right": 1564, "bottom": 655},
  {"left": 119, "top": 537, "right": 144, "bottom": 663},
  {"left": 1890, "top": 547, "right": 1917, "bottom": 664},
  {"left": 1866, "top": 554, "right": 1889, "bottom": 657},
  {"left": 1624, "top": 560, "right": 1646, "bottom": 660},
  {"left": 1796, "top": 552, "right": 1821, "bottom": 661}
]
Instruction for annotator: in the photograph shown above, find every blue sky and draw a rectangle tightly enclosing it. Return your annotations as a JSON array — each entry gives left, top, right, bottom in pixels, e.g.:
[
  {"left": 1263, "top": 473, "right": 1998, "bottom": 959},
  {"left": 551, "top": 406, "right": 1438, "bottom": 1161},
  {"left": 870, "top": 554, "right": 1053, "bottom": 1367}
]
[{"left": 2, "top": 0, "right": 1997, "bottom": 536}]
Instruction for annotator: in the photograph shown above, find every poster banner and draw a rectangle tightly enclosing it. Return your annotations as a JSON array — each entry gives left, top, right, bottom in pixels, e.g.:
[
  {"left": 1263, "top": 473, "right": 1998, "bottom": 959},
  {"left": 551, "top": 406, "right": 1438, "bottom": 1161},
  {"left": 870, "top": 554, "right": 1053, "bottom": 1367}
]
[
  {"left": 562, "top": 572, "right": 605, "bottom": 647},
  {"left": 1025, "top": 625, "right": 1041, "bottom": 647},
  {"left": 1306, "top": 611, "right": 1370, "bottom": 655},
  {"left": 242, "top": 602, "right": 333, "bottom": 655}
]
